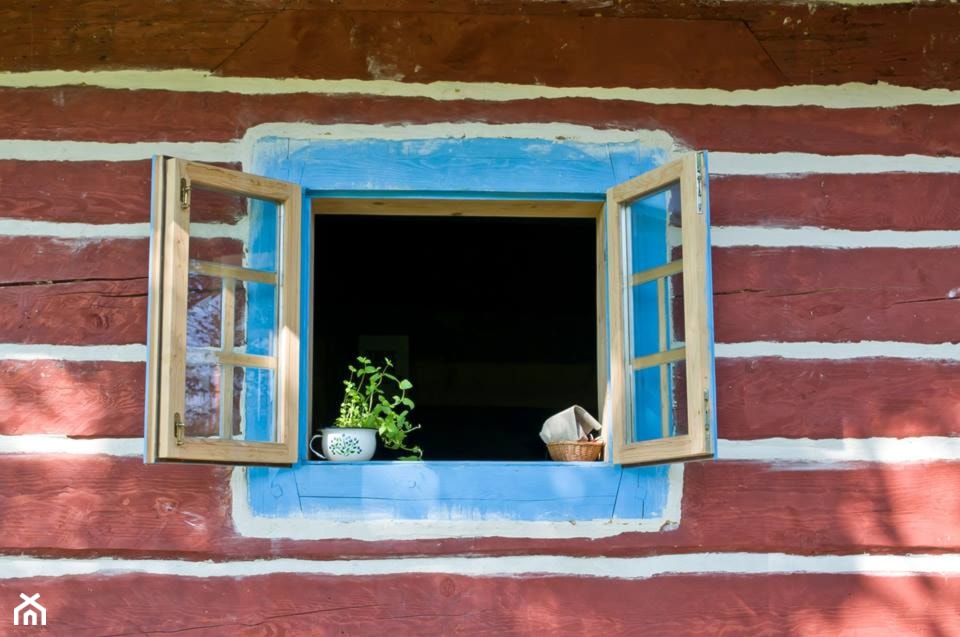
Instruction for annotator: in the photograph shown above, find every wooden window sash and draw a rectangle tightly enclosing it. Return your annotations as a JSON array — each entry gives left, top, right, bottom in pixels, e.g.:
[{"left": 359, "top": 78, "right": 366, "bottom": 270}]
[
  {"left": 606, "top": 152, "right": 716, "bottom": 466},
  {"left": 145, "top": 157, "right": 301, "bottom": 465}
]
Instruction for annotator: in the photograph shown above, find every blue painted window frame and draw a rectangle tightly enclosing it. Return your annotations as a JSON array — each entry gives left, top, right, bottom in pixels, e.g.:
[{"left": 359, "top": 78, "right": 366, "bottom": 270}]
[{"left": 245, "top": 134, "right": 706, "bottom": 523}]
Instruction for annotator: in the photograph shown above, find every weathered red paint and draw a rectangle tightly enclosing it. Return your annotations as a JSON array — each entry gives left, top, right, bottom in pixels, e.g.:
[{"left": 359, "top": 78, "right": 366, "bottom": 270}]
[
  {"left": 0, "top": 160, "right": 241, "bottom": 225},
  {"left": 718, "top": 358, "right": 960, "bottom": 440},
  {"left": 213, "top": 7, "right": 960, "bottom": 90},
  {"left": 0, "top": 279, "right": 147, "bottom": 345},
  {"left": 711, "top": 174, "right": 960, "bottom": 231},
  {"left": 2, "top": 456, "right": 957, "bottom": 560},
  {"left": 6, "top": 3, "right": 960, "bottom": 87},
  {"left": 713, "top": 247, "right": 960, "bottom": 343},
  {"left": 6, "top": 240, "right": 958, "bottom": 345},
  {"left": 0, "top": 236, "right": 148, "bottom": 283},
  {"left": 0, "top": 360, "right": 144, "bottom": 437},
  {"left": 6, "top": 89, "right": 960, "bottom": 157},
  {"left": 2, "top": 571, "right": 957, "bottom": 636},
  {"left": 10, "top": 357, "right": 956, "bottom": 441},
  {"left": 0, "top": 237, "right": 242, "bottom": 345},
  {"left": 0, "top": 160, "right": 151, "bottom": 224},
  {"left": 207, "top": 12, "right": 787, "bottom": 89}
]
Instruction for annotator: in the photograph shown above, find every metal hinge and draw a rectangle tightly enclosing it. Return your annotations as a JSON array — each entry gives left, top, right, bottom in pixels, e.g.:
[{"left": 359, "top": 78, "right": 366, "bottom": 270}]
[
  {"left": 179, "top": 178, "right": 191, "bottom": 209},
  {"left": 174, "top": 412, "right": 185, "bottom": 445},
  {"left": 695, "top": 153, "right": 706, "bottom": 215}
]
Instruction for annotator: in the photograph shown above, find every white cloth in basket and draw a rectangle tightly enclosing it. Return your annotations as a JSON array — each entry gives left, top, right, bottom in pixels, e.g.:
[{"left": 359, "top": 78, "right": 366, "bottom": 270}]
[{"left": 539, "top": 405, "right": 602, "bottom": 444}]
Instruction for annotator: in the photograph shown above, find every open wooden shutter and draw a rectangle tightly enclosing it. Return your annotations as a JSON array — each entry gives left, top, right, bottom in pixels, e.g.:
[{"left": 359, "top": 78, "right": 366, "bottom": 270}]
[
  {"left": 606, "top": 152, "right": 717, "bottom": 466},
  {"left": 145, "top": 157, "right": 301, "bottom": 465}
]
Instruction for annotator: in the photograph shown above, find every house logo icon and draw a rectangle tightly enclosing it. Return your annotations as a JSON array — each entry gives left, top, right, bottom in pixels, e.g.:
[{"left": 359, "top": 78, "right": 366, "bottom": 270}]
[{"left": 13, "top": 593, "right": 46, "bottom": 626}]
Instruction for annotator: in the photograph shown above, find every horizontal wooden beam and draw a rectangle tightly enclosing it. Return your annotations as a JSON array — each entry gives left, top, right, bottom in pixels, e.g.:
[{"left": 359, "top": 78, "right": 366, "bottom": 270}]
[
  {"left": 7, "top": 90, "right": 960, "bottom": 158},
  {"left": 4, "top": 456, "right": 960, "bottom": 558},
  {"left": 5, "top": 570, "right": 960, "bottom": 635},
  {"left": 312, "top": 198, "right": 603, "bottom": 219}
]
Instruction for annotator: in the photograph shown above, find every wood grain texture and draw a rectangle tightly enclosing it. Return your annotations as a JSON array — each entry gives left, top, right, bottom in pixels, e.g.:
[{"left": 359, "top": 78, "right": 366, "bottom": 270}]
[
  {"left": 0, "top": 279, "right": 148, "bottom": 345},
  {"left": 2, "top": 457, "right": 959, "bottom": 559},
  {"left": 713, "top": 247, "right": 960, "bottom": 343},
  {"left": 0, "top": 360, "right": 144, "bottom": 437},
  {"left": 8, "top": 88, "right": 960, "bottom": 158},
  {"left": 0, "top": 160, "right": 241, "bottom": 224},
  {"left": 0, "top": 241, "right": 146, "bottom": 347},
  {"left": 746, "top": 3, "right": 960, "bottom": 89},
  {"left": 2, "top": 572, "right": 959, "bottom": 637},
  {"left": 0, "top": 1, "right": 271, "bottom": 72},
  {"left": 0, "top": 236, "right": 243, "bottom": 345},
  {"left": 218, "top": 11, "right": 782, "bottom": 89},
  {"left": 718, "top": 358, "right": 960, "bottom": 440},
  {"left": 4, "top": 3, "right": 960, "bottom": 88},
  {"left": 0, "top": 160, "right": 152, "bottom": 223},
  {"left": 0, "top": 236, "right": 148, "bottom": 283},
  {"left": 711, "top": 174, "right": 960, "bottom": 231}
]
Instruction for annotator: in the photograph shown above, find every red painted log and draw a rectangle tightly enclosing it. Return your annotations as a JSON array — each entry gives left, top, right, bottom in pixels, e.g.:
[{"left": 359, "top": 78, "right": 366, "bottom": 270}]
[
  {"left": 0, "top": 160, "right": 242, "bottom": 225},
  {"left": 2, "top": 571, "right": 958, "bottom": 636},
  {"left": 0, "top": 360, "right": 144, "bottom": 437},
  {"left": 0, "top": 160, "right": 152, "bottom": 224},
  {"left": 9, "top": 354, "right": 956, "bottom": 442},
  {"left": 746, "top": 4, "right": 960, "bottom": 89},
  {"left": 6, "top": 88, "right": 960, "bottom": 157},
  {"left": 5, "top": 161, "right": 957, "bottom": 235},
  {"left": 0, "top": 236, "right": 148, "bottom": 283},
  {"left": 4, "top": 241, "right": 958, "bottom": 345},
  {"left": 0, "top": 236, "right": 243, "bottom": 345},
  {"left": 1, "top": 456, "right": 958, "bottom": 560},
  {"left": 0, "top": 236, "right": 242, "bottom": 284},
  {"left": 5, "top": 3, "right": 960, "bottom": 88},
  {"left": 0, "top": 279, "right": 148, "bottom": 345},
  {"left": 713, "top": 247, "right": 960, "bottom": 343},
  {"left": 0, "top": 2, "right": 268, "bottom": 73},
  {"left": 219, "top": 11, "right": 782, "bottom": 90},
  {"left": 718, "top": 358, "right": 960, "bottom": 439},
  {"left": 711, "top": 174, "right": 960, "bottom": 231}
]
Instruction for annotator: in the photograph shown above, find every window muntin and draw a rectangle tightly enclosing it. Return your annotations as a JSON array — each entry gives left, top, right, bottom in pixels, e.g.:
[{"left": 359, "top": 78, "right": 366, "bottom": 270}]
[{"left": 145, "top": 157, "right": 301, "bottom": 465}]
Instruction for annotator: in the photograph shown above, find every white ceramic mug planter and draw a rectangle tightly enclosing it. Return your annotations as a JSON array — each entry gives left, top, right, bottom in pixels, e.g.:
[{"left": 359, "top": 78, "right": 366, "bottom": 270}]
[{"left": 310, "top": 427, "right": 377, "bottom": 462}]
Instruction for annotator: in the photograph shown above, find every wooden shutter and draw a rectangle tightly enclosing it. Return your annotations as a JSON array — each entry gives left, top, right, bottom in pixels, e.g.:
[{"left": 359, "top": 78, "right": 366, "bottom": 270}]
[
  {"left": 145, "top": 157, "right": 301, "bottom": 465},
  {"left": 606, "top": 152, "right": 717, "bottom": 466}
]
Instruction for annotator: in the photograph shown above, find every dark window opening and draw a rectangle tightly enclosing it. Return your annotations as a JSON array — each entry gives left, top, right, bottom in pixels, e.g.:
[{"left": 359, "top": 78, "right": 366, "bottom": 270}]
[{"left": 311, "top": 212, "right": 598, "bottom": 460}]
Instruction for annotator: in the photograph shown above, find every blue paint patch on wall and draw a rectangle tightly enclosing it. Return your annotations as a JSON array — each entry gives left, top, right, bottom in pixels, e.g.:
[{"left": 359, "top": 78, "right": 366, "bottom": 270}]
[{"left": 246, "top": 133, "right": 678, "bottom": 523}]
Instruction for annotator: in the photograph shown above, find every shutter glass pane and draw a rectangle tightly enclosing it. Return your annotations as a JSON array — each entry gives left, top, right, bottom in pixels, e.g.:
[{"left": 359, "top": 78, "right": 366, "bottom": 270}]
[
  {"left": 186, "top": 273, "right": 222, "bottom": 349},
  {"left": 243, "top": 280, "right": 277, "bottom": 357},
  {"left": 239, "top": 366, "right": 277, "bottom": 443},
  {"left": 624, "top": 181, "right": 686, "bottom": 444},
  {"left": 181, "top": 183, "right": 281, "bottom": 444},
  {"left": 631, "top": 360, "right": 687, "bottom": 441}
]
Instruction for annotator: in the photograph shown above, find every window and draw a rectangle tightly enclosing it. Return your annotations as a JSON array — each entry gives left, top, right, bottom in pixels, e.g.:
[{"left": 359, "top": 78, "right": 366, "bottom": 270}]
[{"left": 145, "top": 151, "right": 716, "bottom": 470}]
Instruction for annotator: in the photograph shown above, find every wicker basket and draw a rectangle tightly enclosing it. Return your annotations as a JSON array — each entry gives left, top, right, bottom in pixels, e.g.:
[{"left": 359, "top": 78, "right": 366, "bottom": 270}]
[{"left": 546, "top": 440, "right": 604, "bottom": 462}]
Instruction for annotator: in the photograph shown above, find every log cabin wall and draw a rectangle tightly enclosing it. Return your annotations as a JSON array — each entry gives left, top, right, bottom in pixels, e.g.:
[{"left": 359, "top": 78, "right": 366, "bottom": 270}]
[{"left": 1, "top": 1, "right": 960, "bottom": 634}]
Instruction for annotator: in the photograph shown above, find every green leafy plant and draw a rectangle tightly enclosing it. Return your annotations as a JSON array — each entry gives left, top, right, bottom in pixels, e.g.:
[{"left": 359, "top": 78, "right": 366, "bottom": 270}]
[{"left": 335, "top": 356, "right": 422, "bottom": 460}]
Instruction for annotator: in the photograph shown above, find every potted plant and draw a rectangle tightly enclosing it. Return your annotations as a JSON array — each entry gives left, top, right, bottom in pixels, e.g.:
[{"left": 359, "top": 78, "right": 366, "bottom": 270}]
[{"left": 309, "top": 356, "right": 422, "bottom": 461}]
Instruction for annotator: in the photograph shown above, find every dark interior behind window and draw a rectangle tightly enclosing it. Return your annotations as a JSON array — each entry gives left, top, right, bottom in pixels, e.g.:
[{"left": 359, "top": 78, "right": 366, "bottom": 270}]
[{"left": 311, "top": 213, "right": 597, "bottom": 460}]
